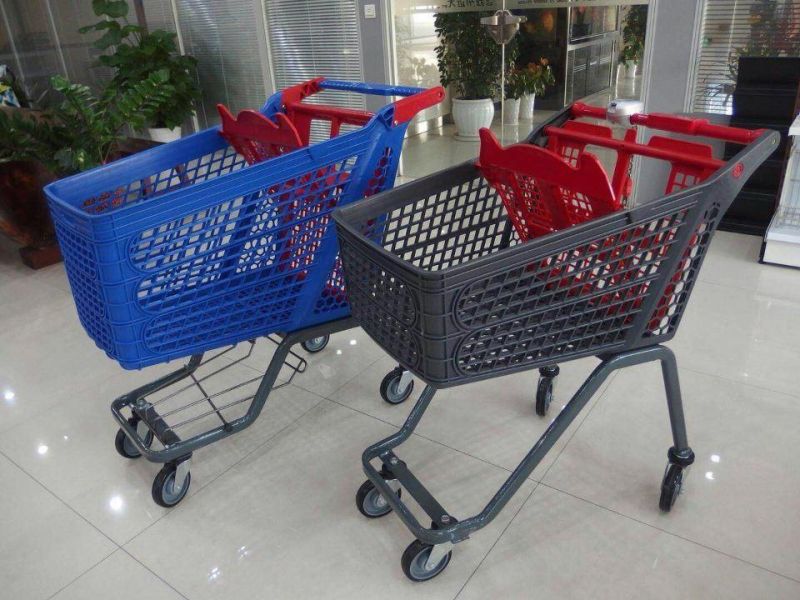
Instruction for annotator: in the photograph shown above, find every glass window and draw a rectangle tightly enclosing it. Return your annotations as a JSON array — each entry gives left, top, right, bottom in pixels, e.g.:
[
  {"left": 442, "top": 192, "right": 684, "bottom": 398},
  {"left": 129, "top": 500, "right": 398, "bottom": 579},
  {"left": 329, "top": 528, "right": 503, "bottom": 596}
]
[{"left": 692, "top": 0, "right": 800, "bottom": 115}]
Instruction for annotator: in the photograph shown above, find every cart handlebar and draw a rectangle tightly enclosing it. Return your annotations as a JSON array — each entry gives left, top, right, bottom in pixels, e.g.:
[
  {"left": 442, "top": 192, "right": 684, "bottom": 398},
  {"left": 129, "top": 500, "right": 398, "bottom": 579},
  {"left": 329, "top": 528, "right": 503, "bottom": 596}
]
[
  {"left": 571, "top": 101, "right": 765, "bottom": 144},
  {"left": 274, "top": 78, "right": 444, "bottom": 127}
]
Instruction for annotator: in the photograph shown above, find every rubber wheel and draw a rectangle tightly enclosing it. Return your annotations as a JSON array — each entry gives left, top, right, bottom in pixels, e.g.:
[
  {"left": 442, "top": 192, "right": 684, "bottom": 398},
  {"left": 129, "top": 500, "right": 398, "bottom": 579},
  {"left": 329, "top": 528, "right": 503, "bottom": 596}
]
[
  {"left": 152, "top": 463, "right": 191, "bottom": 508},
  {"left": 401, "top": 539, "right": 452, "bottom": 582},
  {"left": 659, "top": 463, "right": 684, "bottom": 512},
  {"left": 301, "top": 335, "right": 329, "bottom": 353},
  {"left": 380, "top": 367, "right": 414, "bottom": 405},
  {"left": 114, "top": 417, "right": 154, "bottom": 459},
  {"left": 535, "top": 377, "right": 553, "bottom": 417},
  {"left": 356, "top": 479, "right": 401, "bottom": 518}
]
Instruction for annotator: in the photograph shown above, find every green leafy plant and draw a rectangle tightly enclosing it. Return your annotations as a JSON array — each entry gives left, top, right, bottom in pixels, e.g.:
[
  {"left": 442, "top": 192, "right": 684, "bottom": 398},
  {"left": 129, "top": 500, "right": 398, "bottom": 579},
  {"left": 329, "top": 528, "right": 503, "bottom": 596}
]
[
  {"left": 80, "top": 0, "right": 200, "bottom": 129},
  {"left": 0, "top": 71, "right": 172, "bottom": 176},
  {"left": 513, "top": 59, "right": 555, "bottom": 97},
  {"left": 434, "top": 11, "right": 517, "bottom": 100},
  {"left": 619, "top": 5, "right": 646, "bottom": 65}
]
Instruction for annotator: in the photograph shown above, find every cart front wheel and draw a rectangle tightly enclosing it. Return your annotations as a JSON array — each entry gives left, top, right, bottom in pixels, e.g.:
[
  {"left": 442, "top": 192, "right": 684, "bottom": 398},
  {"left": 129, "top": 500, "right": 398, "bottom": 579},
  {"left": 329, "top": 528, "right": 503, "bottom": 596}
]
[
  {"left": 114, "top": 417, "right": 154, "bottom": 459},
  {"left": 380, "top": 367, "right": 414, "bottom": 405},
  {"left": 301, "top": 336, "right": 329, "bottom": 353},
  {"left": 356, "top": 479, "right": 401, "bottom": 518},
  {"left": 401, "top": 540, "right": 452, "bottom": 582},
  {"left": 659, "top": 463, "right": 684, "bottom": 512},
  {"left": 152, "top": 463, "right": 191, "bottom": 507},
  {"left": 535, "top": 376, "right": 554, "bottom": 417}
]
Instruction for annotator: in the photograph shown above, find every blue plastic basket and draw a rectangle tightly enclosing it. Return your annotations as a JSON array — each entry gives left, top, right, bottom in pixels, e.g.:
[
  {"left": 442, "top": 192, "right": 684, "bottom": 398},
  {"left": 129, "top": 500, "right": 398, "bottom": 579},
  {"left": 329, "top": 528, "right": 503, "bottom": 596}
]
[{"left": 45, "top": 79, "right": 443, "bottom": 369}]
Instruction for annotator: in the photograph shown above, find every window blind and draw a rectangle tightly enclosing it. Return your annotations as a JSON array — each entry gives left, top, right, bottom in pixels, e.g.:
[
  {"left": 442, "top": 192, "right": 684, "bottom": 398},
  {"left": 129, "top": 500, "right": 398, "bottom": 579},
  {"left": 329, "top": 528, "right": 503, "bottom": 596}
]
[
  {"left": 265, "top": 0, "right": 365, "bottom": 124},
  {"left": 692, "top": 0, "right": 800, "bottom": 115},
  {"left": 171, "top": 0, "right": 273, "bottom": 129}
]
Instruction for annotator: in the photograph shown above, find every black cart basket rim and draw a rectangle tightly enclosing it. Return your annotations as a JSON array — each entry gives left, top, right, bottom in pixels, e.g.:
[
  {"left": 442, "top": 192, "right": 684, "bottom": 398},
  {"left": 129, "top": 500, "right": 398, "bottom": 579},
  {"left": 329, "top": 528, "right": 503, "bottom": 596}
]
[{"left": 333, "top": 127, "right": 778, "bottom": 281}]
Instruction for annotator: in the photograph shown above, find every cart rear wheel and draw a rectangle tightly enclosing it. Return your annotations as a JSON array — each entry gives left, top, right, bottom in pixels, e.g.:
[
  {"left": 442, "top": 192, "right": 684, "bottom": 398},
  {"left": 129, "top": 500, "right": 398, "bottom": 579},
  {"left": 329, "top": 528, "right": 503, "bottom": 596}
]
[
  {"left": 380, "top": 367, "right": 414, "bottom": 405},
  {"left": 401, "top": 540, "right": 452, "bottom": 582},
  {"left": 301, "top": 336, "right": 329, "bottom": 353},
  {"left": 114, "top": 417, "right": 154, "bottom": 459},
  {"left": 152, "top": 463, "right": 191, "bottom": 507},
  {"left": 659, "top": 463, "right": 684, "bottom": 512},
  {"left": 535, "top": 376, "right": 554, "bottom": 417},
  {"left": 356, "top": 479, "right": 401, "bottom": 518}
]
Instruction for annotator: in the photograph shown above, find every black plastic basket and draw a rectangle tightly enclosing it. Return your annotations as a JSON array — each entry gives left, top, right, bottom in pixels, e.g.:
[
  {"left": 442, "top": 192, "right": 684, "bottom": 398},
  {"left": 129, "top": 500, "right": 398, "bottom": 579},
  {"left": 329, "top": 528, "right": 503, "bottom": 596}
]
[{"left": 333, "top": 110, "right": 779, "bottom": 389}]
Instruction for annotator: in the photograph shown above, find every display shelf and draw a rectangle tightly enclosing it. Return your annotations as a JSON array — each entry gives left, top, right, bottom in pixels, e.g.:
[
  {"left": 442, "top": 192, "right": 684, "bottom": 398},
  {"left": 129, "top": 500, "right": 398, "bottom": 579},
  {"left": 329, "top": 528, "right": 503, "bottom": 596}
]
[{"left": 762, "top": 113, "right": 800, "bottom": 268}]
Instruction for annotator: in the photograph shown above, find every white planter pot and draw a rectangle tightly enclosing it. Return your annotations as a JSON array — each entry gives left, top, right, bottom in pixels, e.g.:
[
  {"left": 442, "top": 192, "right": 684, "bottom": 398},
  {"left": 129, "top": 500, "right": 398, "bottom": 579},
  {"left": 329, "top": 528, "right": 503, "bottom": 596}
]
[
  {"left": 502, "top": 98, "right": 521, "bottom": 125},
  {"left": 520, "top": 94, "right": 536, "bottom": 121},
  {"left": 452, "top": 98, "right": 494, "bottom": 141},
  {"left": 623, "top": 62, "right": 639, "bottom": 79},
  {"left": 148, "top": 126, "right": 182, "bottom": 143}
]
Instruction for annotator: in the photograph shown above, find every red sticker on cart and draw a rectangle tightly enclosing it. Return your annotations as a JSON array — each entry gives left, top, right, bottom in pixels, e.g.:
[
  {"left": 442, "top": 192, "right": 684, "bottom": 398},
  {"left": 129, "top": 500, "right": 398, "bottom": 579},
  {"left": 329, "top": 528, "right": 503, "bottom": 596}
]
[{"left": 733, "top": 163, "right": 744, "bottom": 179}]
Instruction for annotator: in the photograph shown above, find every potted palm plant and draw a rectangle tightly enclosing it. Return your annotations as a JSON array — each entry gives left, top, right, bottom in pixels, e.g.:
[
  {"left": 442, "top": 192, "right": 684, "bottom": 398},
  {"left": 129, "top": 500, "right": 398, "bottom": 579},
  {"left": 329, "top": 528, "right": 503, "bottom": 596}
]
[
  {"left": 80, "top": 0, "right": 201, "bottom": 141},
  {"left": 0, "top": 73, "right": 173, "bottom": 266},
  {"left": 435, "top": 12, "right": 506, "bottom": 140}
]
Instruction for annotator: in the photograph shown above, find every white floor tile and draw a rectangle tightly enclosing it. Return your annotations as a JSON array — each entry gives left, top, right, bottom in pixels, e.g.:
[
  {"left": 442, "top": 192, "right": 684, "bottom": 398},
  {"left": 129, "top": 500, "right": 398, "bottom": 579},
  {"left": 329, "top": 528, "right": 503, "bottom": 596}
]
[
  {"left": 0, "top": 369, "right": 323, "bottom": 545},
  {"left": 51, "top": 550, "right": 185, "bottom": 600},
  {"left": 543, "top": 363, "right": 800, "bottom": 580},
  {"left": 458, "top": 485, "right": 800, "bottom": 600},
  {"left": 0, "top": 453, "right": 116, "bottom": 600},
  {"left": 332, "top": 355, "right": 616, "bottom": 480},
  {"left": 125, "top": 400, "right": 535, "bottom": 600},
  {"left": 671, "top": 280, "right": 800, "bottom": 397},
  {"left": 700, "top": 231, "right": 800, "bottom": 303}
]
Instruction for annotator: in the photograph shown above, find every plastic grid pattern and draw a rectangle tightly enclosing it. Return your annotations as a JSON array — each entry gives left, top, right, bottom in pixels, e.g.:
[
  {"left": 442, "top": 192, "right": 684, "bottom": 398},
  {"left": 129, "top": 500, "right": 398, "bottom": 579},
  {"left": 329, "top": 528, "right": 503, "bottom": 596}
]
[
  {"left": 47, "top": 101, "right": 410, "bottom": 368},
  {"left": 335, "top": 128, "right": 766, "bottom": 388}
]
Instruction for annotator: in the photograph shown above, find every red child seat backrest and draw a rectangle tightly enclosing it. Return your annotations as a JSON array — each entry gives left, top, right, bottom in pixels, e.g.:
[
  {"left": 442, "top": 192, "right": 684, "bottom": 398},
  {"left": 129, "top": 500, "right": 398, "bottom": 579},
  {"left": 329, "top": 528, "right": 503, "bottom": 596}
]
[
  {"left": 217, "top": 104, "right": 305, "bottom": 165},
  {"left": 476, "top": 128, "right": 618, "bottom": 241}
]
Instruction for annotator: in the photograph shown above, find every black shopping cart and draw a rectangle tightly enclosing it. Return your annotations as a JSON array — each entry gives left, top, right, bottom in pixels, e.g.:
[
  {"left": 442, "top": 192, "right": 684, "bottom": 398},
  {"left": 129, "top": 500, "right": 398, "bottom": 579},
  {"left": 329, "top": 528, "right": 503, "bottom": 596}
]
[{"left": 333, "top": 103, "right": 777, "bottom": 581}]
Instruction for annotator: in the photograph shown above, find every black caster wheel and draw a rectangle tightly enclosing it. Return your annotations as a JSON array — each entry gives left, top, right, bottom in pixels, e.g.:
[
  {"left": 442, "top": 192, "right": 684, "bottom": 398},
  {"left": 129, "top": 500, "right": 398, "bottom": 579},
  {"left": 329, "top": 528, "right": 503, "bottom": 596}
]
[
  {"left": 301, "top": 335, "right": 329, "bottom": 353},
  {"left": 535, "top": 377, "right": 554, "bottom": 417},
  {"left": 114, "top": 417, "right": 154, "bottom": 459},
  {"left": 659, "top": 463, "right": 684, "bottom": 512},
  {"left": 356, "top": 479, "right": 401, "bottom": 518},
  {"left": 380, "top": 367, "right": 414, "bottom": 405},
  {"left": 401, "top": 539, "right": 452, "bottom": 582},
  {"left": 152, "top": 462, "right": 191, "bottom": 508}
]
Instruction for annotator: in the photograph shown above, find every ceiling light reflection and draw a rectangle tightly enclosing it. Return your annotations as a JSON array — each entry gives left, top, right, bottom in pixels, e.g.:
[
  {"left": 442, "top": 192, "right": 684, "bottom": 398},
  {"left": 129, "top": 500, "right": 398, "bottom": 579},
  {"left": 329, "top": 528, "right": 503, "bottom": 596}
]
[
  {"left": 37, "top": 444, "right": 48, "bottom": 455},
  {"left": 705, "top": 471, "right": 715, "bottom": 481}
]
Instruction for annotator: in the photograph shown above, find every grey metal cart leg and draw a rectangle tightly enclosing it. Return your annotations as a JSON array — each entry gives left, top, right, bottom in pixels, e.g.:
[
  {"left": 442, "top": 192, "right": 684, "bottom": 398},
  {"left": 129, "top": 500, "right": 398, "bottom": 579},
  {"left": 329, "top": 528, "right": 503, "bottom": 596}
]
[
  {"left": 112, "top": 317, "right": 356, "bottom": 507},
  {"left": 356, "top": 344, "right": 694, "bottom": 581}
]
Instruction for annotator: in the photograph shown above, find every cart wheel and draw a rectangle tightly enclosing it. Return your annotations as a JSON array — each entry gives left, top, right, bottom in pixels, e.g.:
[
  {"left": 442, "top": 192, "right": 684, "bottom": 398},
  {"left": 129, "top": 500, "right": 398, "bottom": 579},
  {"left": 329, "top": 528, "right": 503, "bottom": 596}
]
[
  {"left": 356, "top": 479, "right": 401, "bottom": 518},
  {"left": 401, "top": 539, "right": 452, "bottom": 582},
  {"left": 152, "top": 463, "right": 191, "bottom": 508},
  {"left": 114, "top": 417, "right": 154, "bottom": 459},
  {"left": 380, "top": 367, "right": 414, "bottom": 405},
  {"left": 301, "top": 335, "right": 329, "bottom": 353},
  {"left": 535, "top": 376, "right": 554, "bottom": 417},
  {"left": 659, "top": 463, "right": 684, "bottom": 512}
]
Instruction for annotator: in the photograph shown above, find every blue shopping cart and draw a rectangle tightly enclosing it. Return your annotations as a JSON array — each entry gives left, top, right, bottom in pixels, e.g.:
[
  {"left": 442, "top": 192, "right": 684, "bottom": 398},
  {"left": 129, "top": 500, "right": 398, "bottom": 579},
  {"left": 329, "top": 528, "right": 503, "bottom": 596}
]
[{"left": 45, "top": 79, "right": 443, "bottom": 506}]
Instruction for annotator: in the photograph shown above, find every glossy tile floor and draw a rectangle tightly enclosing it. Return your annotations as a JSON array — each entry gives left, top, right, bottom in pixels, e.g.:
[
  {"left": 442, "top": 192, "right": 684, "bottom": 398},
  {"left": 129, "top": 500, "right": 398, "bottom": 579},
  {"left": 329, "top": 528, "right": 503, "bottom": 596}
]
[{"left": 3, "top": 110, "right": 800, "bottom": 599}]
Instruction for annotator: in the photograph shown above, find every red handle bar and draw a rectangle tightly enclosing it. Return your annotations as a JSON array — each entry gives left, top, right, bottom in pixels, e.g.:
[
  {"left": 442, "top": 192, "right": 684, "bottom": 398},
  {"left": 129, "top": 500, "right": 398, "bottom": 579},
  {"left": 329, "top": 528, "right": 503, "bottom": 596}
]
[{"left": 571, "top": 102, "right": 764, "bottom": 144}]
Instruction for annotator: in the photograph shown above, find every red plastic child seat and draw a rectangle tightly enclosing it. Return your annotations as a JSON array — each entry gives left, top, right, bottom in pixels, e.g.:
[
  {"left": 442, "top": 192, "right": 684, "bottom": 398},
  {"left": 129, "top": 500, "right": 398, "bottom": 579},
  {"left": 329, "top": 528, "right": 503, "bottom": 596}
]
[
  {"left": 477, "top": 128, "right": 620, "bottom": 240},
  {"left": 217, "top": 105, "right": 304, "bottom": 165}
]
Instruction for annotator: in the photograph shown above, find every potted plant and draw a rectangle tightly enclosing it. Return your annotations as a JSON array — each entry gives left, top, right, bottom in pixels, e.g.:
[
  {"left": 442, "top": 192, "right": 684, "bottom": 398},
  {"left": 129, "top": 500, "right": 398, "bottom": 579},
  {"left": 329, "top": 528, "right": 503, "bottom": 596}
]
[
  {"left": 503, "top": 69, "right": 525, "bottom": 124},
  {"left": 0, "top": 72, "right": 172, "bottom": 267},
  {"left": 80, "top": 0, "right": 201, "bottom": 142},
  {"left": 435, "top": 12, "right": 508, "bottom": 140},
  {"left": 619, "top": 5, "right": 646, "bottom": 79},
  {"left": 518, "top": 59, "right": 555, "bottom": 121}
]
